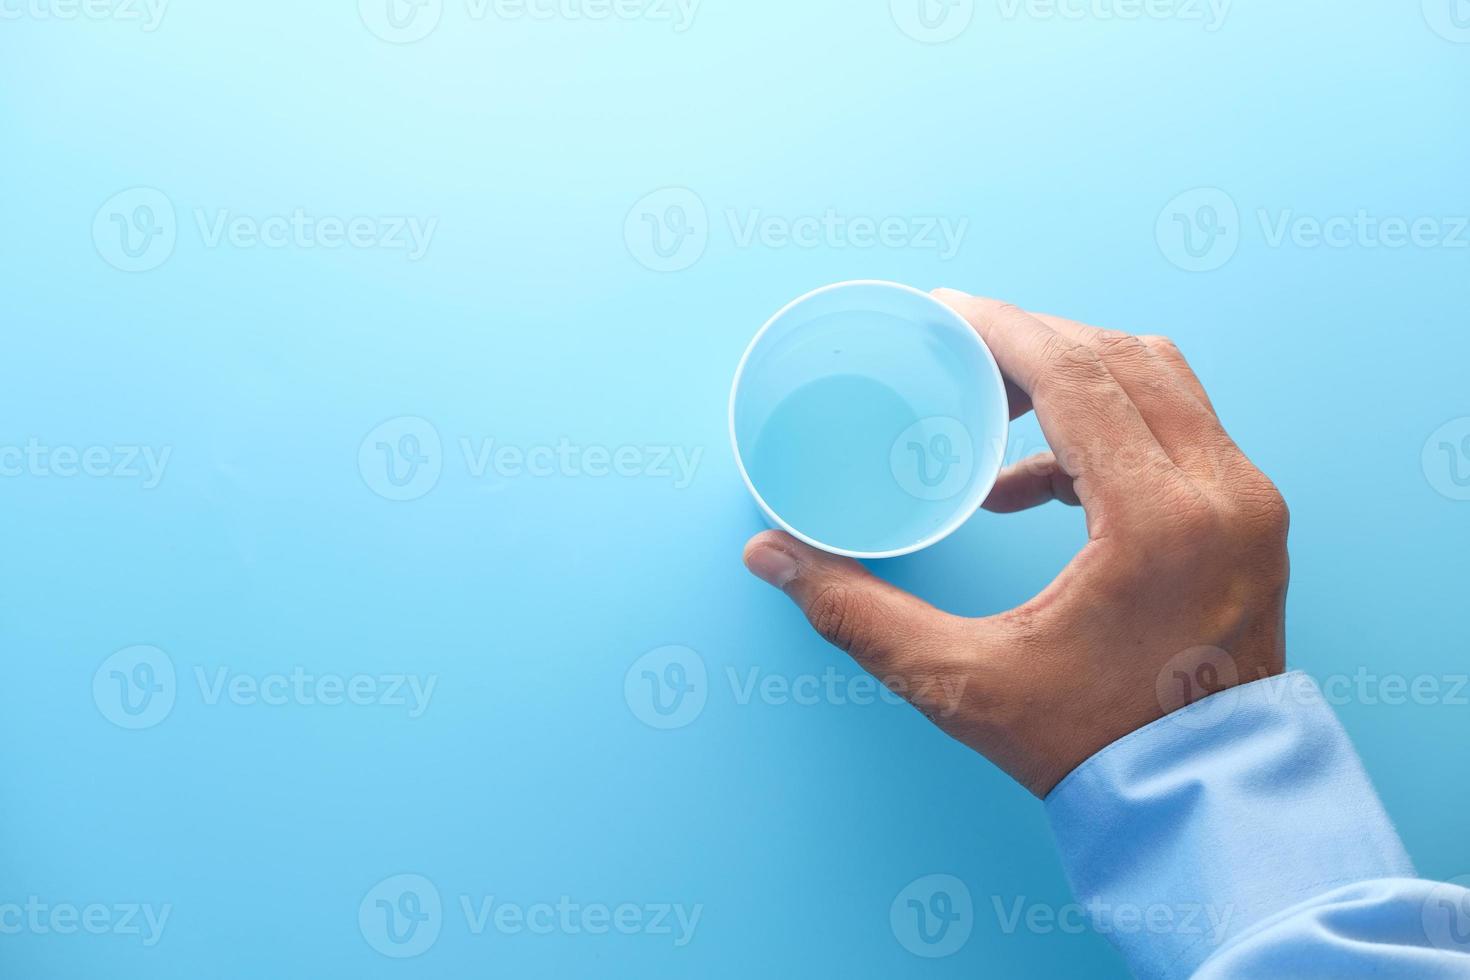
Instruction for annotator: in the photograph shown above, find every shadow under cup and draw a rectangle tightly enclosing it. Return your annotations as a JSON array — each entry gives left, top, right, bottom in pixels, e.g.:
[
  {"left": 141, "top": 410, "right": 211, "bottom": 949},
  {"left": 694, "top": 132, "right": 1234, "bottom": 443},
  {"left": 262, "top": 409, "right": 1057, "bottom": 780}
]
[{"left": 730, "top": 282, "right": 1010, "bottom": 559}]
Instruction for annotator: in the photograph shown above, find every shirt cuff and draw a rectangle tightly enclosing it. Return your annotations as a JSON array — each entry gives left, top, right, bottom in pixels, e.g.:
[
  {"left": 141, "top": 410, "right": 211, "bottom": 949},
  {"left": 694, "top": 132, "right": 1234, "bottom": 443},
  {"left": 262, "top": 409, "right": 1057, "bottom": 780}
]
[{"left": 1044, "top": 671, "right": 1415, "bottom": 980}]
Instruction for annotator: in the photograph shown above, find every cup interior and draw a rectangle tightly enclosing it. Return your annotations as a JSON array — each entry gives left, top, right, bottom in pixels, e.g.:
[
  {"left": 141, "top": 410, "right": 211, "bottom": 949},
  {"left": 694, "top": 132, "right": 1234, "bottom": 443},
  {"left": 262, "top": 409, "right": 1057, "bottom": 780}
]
[{"left": 730, "top": 281, "right": 1009, "bottom": 558}]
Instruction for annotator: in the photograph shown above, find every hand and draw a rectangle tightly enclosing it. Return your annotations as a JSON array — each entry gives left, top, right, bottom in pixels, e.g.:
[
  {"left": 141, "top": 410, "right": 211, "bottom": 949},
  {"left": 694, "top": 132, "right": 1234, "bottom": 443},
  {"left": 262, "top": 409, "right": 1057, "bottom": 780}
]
[{"left": 742, "top": 291, "right": 1290, "bottom": 797}]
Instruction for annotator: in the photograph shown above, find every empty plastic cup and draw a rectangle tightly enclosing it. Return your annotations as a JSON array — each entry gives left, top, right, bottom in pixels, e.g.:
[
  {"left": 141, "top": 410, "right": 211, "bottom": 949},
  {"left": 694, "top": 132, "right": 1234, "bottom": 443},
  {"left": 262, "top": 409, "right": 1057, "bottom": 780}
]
[{"left": 729, "top": 281, "right": 1009, "bottom": 558}]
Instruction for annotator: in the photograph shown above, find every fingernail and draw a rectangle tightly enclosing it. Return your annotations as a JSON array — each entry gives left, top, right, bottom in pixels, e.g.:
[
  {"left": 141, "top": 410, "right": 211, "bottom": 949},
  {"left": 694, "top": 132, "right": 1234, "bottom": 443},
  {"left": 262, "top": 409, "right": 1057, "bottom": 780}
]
[{"left": 745, "top": 544, "right": 799, "bottom": 589}]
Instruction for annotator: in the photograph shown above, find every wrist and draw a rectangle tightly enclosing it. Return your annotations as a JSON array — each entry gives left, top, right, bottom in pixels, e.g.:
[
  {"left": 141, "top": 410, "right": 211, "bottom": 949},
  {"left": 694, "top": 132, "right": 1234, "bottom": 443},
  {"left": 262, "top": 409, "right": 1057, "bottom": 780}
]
[{"left": 996, "top": 642, "right": 1287, "bottom": 798}]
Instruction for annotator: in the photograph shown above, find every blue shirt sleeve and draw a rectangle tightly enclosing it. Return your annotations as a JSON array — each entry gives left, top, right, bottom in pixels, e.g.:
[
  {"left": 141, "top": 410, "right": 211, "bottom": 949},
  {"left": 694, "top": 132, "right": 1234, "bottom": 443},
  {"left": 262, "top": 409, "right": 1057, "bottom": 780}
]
[{"left": 1044, "top": 671, "right": 1470, "bottom": 979}]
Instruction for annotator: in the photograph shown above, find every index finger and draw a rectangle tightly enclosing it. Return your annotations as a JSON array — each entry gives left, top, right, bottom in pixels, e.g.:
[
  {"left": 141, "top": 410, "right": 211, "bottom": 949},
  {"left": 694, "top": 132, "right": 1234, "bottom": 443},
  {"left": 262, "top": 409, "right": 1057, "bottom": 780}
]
[{"left": 933, "top": 290, "right": 1177, "bottom": 511}]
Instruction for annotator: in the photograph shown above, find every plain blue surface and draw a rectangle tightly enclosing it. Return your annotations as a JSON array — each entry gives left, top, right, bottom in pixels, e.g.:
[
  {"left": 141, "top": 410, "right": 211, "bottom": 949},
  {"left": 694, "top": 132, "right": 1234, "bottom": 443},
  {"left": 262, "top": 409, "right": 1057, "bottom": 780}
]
[{"left": 2, "top": 2, "right": 1468, "bottom": 977}]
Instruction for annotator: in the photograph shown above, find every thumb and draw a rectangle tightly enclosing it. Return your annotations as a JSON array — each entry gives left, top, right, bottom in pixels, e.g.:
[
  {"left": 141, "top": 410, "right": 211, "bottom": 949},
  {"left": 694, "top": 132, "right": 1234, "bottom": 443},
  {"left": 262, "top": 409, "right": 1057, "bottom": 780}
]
[{"left": 742, "top": 530, "right": 959, "bottom": 672}]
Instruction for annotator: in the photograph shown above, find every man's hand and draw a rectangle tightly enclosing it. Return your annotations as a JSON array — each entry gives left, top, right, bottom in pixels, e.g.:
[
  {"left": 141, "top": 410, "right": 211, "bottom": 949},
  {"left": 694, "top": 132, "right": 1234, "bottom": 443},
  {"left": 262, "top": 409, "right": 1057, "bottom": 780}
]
[{"left": 741, "top": 290, "right": 1289, "bottom": 797}]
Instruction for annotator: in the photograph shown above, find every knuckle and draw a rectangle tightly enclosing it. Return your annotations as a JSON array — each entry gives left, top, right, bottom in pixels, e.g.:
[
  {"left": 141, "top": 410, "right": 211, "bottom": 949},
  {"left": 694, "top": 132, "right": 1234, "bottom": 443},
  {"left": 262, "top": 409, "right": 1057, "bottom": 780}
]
[
  {"left": 1095, "top": 330, "right": 1181, "bottom": 396},
  {"left": 1000, "top": 602, "right": 1047, "bottom": 649},
  {"left": 988, "top": 300, "right": 1030, "bottom": 322},
  {"left": 1141, "top": 334, "right": 1188, "bottom": 363},
  {"left": 1218, "top": 471, "right": 1292, "bottom": 572},
  {"left": 807, "top": 585, "right": 878, "bottom": 659},
  {"left": 1093, "top": 329, "right": 1151, "bottom": 363},
  {"left": 1037, "top": 336, "right": 1106, "bottom": 390},
  {"left": 1262, "top": 488, "right": 1290, "bottom": 532},
  {"left": 1239, "top": 477, "right": 1291, "bottom": 538}
]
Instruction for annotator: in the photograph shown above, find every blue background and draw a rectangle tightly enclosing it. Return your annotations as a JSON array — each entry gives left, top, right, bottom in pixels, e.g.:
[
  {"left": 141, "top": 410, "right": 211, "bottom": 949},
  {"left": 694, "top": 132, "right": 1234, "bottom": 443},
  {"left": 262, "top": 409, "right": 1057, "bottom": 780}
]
[{"left": 2, "top": 1, "right": 1468, "bottom": 976}]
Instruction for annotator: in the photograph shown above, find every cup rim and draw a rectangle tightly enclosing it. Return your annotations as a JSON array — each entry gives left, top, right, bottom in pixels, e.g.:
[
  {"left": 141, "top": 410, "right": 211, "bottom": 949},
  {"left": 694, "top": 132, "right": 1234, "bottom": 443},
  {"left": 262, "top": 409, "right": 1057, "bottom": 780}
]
[{"left": 728, "top": 280, "right": 1009, "bottom": 560}]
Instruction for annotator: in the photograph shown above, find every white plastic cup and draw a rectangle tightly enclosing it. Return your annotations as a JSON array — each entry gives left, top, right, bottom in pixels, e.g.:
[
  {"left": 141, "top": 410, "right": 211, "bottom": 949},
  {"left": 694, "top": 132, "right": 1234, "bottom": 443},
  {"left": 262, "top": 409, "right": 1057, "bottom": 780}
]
[{"left": 729, "top": 281, "right": 1009, "bottom": 559}]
